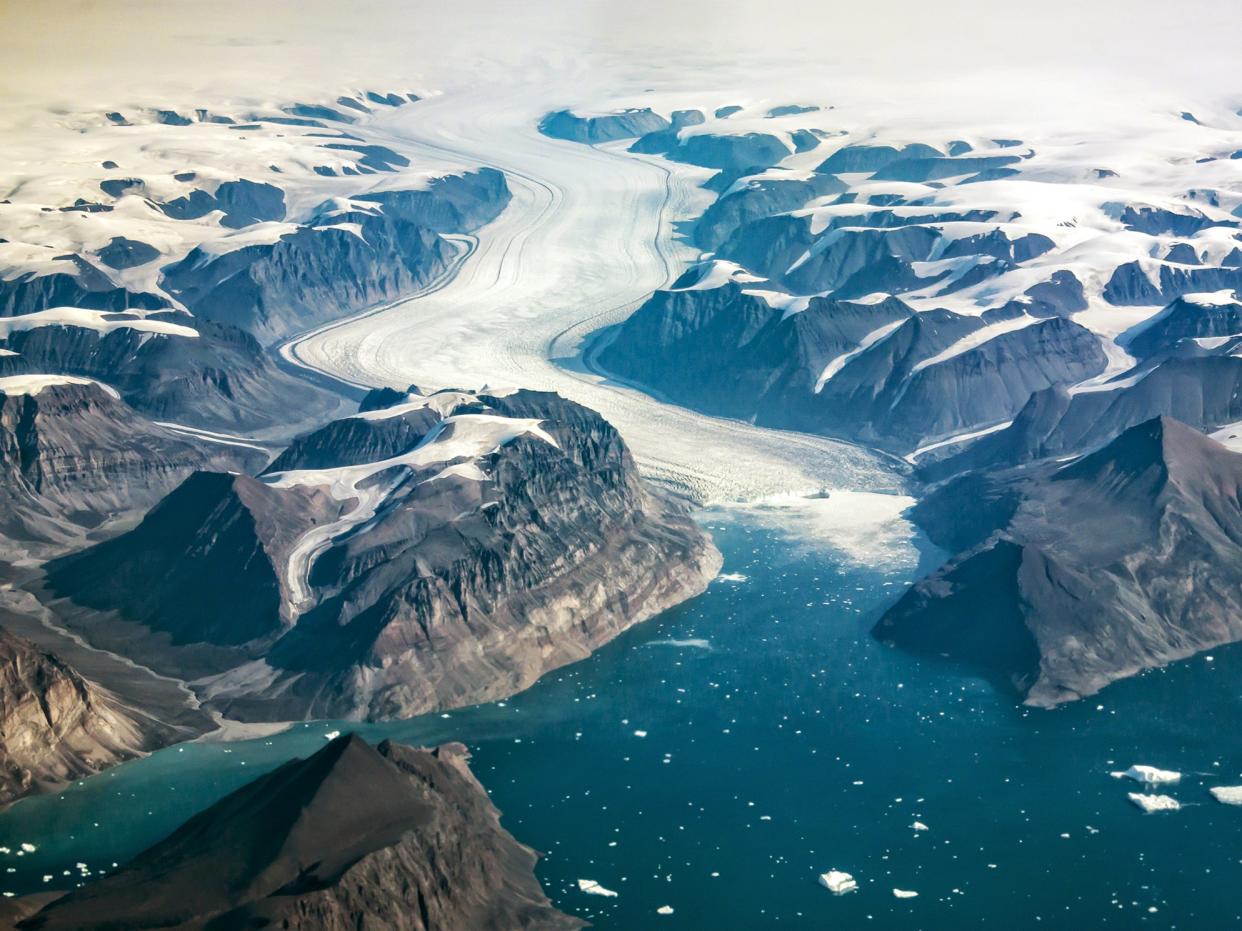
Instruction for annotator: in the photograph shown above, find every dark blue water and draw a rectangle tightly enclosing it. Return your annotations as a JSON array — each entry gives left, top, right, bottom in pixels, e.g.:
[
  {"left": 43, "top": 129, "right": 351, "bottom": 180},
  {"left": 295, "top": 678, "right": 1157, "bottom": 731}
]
[{"left": 1, "top": 512, "right": 1240, "bottom": 929}]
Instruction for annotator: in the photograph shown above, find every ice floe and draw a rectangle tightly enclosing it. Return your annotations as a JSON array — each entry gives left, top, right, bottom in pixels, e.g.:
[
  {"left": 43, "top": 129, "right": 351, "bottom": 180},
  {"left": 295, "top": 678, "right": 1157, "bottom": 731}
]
[
  {"left": 818, "top": 870, "right": 858, "bottom": 894},
  {"left": 893, "top": 889, "right": 919, "bottom": 899},
  {"left": 646, "top": 638, "right": 712, "bottom": 650},
  {"left": 578, "top": 879, "right": 618, "bottom": 897},
  {"left": 1209, "top": 786, "right": 1242, "bottom": 805},
  {"left": 657, "top": 905, "right": 674, "bottom": 915},
  {"left": 1128, "top": 793, "right": 1180, "bottom": 813},
  {"left": 1111, "top": 765, "right": 1181, "bottom": 785}
]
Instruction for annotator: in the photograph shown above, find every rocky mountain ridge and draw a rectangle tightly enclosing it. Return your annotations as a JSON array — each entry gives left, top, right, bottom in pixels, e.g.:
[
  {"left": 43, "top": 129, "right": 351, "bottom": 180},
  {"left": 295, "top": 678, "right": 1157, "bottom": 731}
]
[
  {"left": 876, "top": 417, "right": 1242, "bottom": 705},
  {"left": 12, "top": 734, "right": 583, "bottom": 930},
  {"left": 45, "top": 388, "right": 722, "bottom": 721}
]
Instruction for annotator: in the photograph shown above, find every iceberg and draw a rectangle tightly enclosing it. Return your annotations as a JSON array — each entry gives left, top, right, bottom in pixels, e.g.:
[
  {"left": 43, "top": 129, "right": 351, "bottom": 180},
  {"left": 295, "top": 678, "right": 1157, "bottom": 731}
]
[
  {"left": 1110, "top": 765, "right": 1181, "bottom": 785},
  {"left": 911, "top": 821, "right": 929, "bottom": 831},
  {"left": 1127, "top": 793, "right": 1180, "bottom": 813},
  {"left": 1209, "top": 786, "right": 1242, "bottom": 805},
  {"left": 657, "top": 905, "right": 675, "bottom": 915},
  {"left": 893, "top": 889, "right": 919, "bottom": 899},
  {"left": 818, "top": 870, "right": 858, "bottom": 894},
  {"left": 577, "top": 879, "right": 619, "bottom": 897}
]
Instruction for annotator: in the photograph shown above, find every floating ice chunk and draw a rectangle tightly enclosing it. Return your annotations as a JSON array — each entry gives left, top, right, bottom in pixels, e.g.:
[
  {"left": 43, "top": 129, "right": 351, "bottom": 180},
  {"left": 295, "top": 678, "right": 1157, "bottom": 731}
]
[
  {"left": 1111, "top": 765, "right": 1180, "bottom": 785},
  {"left": 713, "top": 572, "right": 748, "bottom": 583},
  {"left": 893, "top": 889, "right": 919, "bottom": 899},
  {"left": 1209, "top": 786, "right": 1242, "bottom": 805},
  {"left": 911, "top": 821, "right": 929, "bottom": 831},
  {"left": 1128, "top": 793, "right": 1180, "bottom": 813},
  {"left": 657, "top": 905, "right": 675, "bottom": 915},
  {"left": 19, "top": 844, "right": 35, "bottom": 853},
  {"left": 324, "top": 730, "right": 341, "bottom": 741},
  {"left": 578, "top": 879, "right": 619, "bottom": 897},
  {"left": 633, "top": 730, "right": 648, "bottom": 738},
  {"left": 646, "top": 638, "right": 712, "bottom": 650},
  {"left": 818, "top": 870, "right": 858, "bottom": 894}
]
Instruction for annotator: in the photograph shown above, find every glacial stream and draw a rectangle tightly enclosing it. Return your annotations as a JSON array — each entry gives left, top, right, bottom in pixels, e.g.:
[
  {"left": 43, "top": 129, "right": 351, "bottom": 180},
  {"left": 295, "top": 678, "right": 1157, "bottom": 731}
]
[{"left": 1, "top": 513, "right": 1240, "bottom": 929}]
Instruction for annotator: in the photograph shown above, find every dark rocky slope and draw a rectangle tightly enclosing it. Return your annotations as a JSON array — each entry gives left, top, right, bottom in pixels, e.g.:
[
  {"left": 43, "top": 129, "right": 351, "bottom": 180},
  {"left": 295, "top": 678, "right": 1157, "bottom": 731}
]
[
  {"left": 0, "top": 314, "right": 338, "bottom": 432},
  {"left": 15, "top": 734, "right": 582, "bottom": 931},
  {"left": 598, "top": 284, "right": 1107, "bottom": 453},
  {"left": 161, "top": 170, "right": 509, "bottom": 345},
  {"left": 877, "top": 417, "right": 1242, "bottom": 706},
  {"left": 0, "top": 380, "right": 261, "bottom": 561},
  {"left": 926, "top": 354, "right": 1242, "bottom": 478},
  {"left": 539, "top": 108, "right": 669, "bottom": 143},
  {"left": 46, "top": 389, "right": 722, "bottom": 720},
  {"left": 0, "top": 625, "right": 174, "bottom": 806}
]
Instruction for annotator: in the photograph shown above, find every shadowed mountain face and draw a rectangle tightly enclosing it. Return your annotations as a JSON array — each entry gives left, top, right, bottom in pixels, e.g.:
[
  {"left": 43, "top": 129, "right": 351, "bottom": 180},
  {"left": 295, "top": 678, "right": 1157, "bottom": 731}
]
[
  {"left": 15, "top": 734, "right": 583, "bottom": 931},
  {"left": 0, "top": 626, "right": 174, "bottom": 806},
  {"left": 0, "top": 380, "right": 262, "bottom": 562},
  {"left": 45, "top": 389, "right": 722, "bottom": 721},
  {"left": 598, "top": 285, "right": 1107, "bottom": 453},
  {"left": 0, "top": 315, "right": 340, "bottom": 433},
  {"left": 876, "top": 417, "right": 1242, "bottom": 705}
]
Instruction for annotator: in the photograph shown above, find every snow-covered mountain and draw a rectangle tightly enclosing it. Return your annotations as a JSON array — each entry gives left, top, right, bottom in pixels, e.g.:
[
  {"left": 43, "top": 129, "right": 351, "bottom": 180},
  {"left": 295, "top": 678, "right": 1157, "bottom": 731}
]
[
  {"left": 45, "top": 388, "right": 720, "bottom": 721},
  {"left": 572, "top": 100, "right": 1242, "bottom": 464},
  {"left": 0, "top": 91, "right": 510, "bottom": 430}
]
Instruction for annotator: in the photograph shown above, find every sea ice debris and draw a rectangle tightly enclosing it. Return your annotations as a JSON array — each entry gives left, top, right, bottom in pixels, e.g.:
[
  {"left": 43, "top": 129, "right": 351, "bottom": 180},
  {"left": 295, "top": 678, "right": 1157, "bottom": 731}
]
[
  {"left": 1209, "top": 786, "right": 1242, "bottom": 805},
  {"left": 578, "top": 879, "right": 619, "bottom": 897},
  {"left": 657, "top": 905, "right": 675, "bottom": 915},
  {"left": 819, "top": 870, "right": 858, "bottom": 894},
  {"left": 1111, "top": 765, "right": 1180, "bottom": 785},
  {"left": 1128, "top": 793, "right": 1180, "bottom": 813},
  {"left": 893, "top": 888, "right": 919, "bottom": 899}
]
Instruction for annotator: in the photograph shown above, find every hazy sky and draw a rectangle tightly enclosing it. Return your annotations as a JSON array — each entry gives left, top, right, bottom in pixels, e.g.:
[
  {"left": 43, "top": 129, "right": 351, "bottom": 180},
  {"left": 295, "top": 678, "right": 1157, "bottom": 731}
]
[{"left": 3, "top": 0, "right": 1241, "bottom": 114}]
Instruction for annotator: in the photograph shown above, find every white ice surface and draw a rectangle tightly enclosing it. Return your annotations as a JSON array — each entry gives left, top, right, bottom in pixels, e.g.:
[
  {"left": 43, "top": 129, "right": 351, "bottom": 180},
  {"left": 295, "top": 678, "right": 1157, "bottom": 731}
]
[
  {"left": 1209, "top": 786, "right": 1242, "bottom": 805},
  {"left": 1128, "top": 793, "right": 1181, "bottom": 813},
  {"left": 282, "top": 79, "right": 906, "bottom": 526},
  {"left": 0, "top": 373, "right": 119, "bottom": 398},
  {"left": 0, "top": 306, "right": 198, "bottom": 339},
  {"left": 818, "top": 870, "right": 858, "bottom": 894},
  {"left": 1111, "top": 765, "right": 1182, "bottom": 785},
  {"left": 577, "top": 879, "right": 619, "bottom": 897}
]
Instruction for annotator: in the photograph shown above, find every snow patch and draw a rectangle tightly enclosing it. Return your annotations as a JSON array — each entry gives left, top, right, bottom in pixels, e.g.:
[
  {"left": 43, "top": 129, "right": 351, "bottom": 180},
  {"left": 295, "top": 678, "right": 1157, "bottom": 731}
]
[{"left": 0, "top": 373, "right": 119, "bottom": 398}]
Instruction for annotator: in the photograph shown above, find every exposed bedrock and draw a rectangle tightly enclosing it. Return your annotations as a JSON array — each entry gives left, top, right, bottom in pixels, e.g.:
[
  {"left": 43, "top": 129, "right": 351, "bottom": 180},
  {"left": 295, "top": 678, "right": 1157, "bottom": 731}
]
[
  {"left": 45, "top": 389, "right": 722, "bottom": 721},
  {"left": 15, "top": 734, "right": 583, "bottom": 930},
  {"left": 879, "top": 417, "right": 1242, "bottom": 706}
]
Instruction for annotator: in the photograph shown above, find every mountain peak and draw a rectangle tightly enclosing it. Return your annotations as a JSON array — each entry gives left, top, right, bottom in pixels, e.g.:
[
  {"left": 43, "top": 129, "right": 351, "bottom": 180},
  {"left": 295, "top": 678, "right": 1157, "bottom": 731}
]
[
  {"left": 19, "top": 735, "right": 583, "bottom": 930},
  {"left": 1058, "top": 415, "right": 1238, "bottom": 493}
]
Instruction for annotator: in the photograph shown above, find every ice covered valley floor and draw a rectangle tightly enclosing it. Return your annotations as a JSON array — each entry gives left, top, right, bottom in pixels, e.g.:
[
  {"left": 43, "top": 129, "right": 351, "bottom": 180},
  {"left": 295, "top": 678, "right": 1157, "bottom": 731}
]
[
  {"left": 2, "top": 514, "right": 1241, "bottom": 929},
  {"left": 282, "top": 80, "right": 905, "bottom": 507}
]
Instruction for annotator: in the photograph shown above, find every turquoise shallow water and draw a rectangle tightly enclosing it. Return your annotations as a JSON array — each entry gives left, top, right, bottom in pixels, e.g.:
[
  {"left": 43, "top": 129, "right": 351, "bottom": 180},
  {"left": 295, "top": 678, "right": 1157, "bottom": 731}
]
[{"left": 1, "top": 512, "right": 1240, "bottom": 929}]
